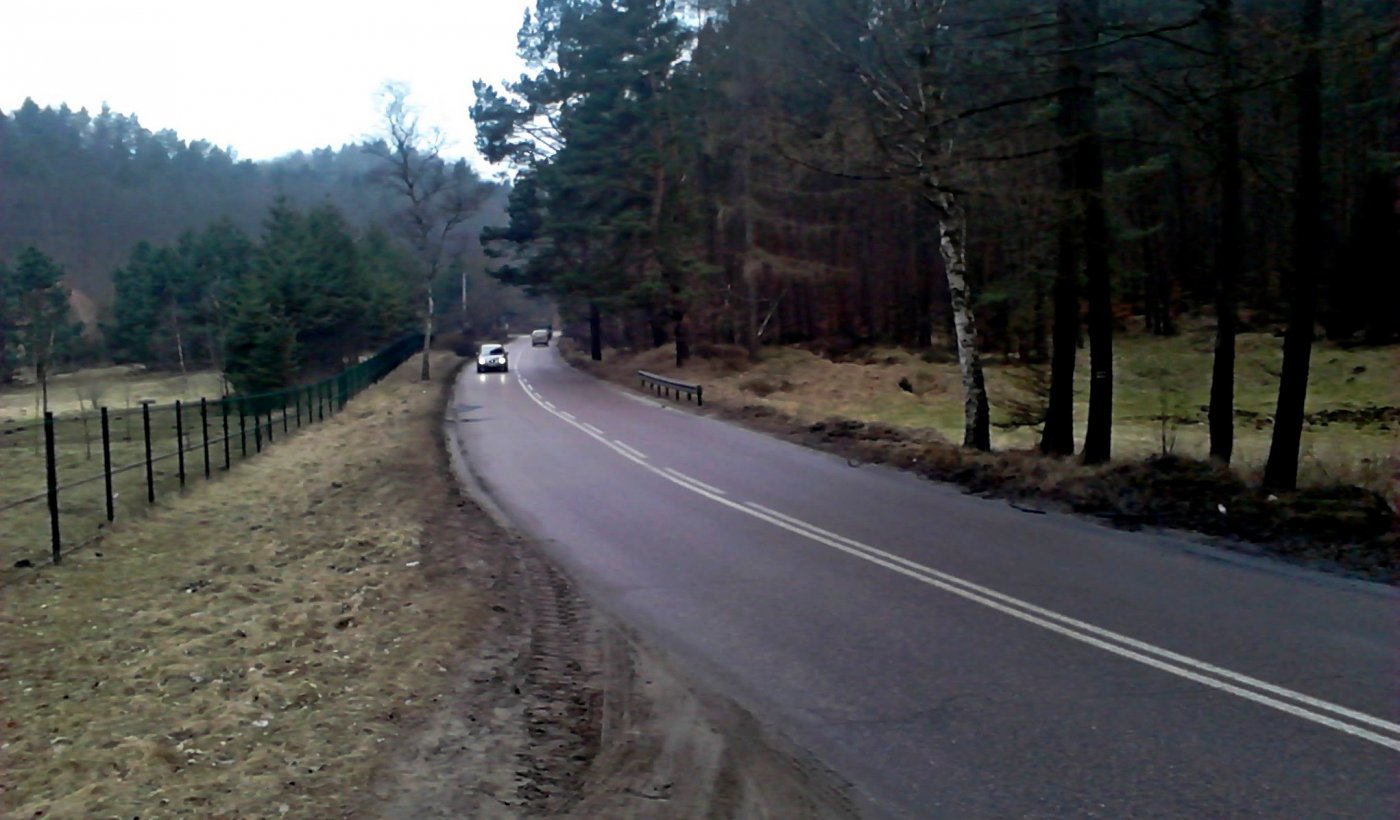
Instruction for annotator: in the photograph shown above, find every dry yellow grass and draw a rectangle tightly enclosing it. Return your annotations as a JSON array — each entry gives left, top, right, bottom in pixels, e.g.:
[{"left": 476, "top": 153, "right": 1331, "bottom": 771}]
[
  {"left": 0, "top": 366, "right": 226, "bottom": 424},
  {"left": 0, "top": 354, "right": 493, "bottom": 818},
  {"left": 586, "top": 335, "right": 1398, "bottom": 496}
]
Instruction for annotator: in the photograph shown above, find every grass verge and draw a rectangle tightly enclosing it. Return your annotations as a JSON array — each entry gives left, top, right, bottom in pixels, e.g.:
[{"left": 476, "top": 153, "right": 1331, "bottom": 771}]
[{"left": 0, "top": 354, "right": 496, "bottom": 817}]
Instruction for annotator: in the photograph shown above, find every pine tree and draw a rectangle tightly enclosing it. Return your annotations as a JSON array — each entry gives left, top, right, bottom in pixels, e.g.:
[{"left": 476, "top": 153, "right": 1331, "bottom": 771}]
[{"left": 10, "top": 247, "right": 79, "bottom": 411}]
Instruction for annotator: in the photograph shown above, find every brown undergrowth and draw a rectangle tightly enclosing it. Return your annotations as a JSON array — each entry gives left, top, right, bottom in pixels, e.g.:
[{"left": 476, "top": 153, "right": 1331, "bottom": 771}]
[
  {"left": 566, "top": 340, "right": 1399, "bottom": 583},
  {"left": 0, "top": 354, "right": 497, "bottom": 818}
]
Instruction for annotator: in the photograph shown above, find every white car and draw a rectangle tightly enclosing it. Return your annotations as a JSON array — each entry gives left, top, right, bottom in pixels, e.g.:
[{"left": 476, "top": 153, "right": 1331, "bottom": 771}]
[{"left": 476, "top": 343, "right": 508, "bottom": 373}]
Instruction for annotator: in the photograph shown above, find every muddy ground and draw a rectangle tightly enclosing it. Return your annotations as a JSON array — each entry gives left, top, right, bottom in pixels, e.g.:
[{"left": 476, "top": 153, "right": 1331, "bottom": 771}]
[{"left": 0, "top": 353, "right": 852, "bottom": 818}]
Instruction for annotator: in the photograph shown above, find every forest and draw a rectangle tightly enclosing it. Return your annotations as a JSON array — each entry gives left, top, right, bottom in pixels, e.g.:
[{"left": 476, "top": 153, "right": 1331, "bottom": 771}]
[
  {"left": 472, "top": 0, "right": 1397, "bottom": 488},
  {"left": 0, "top": 97, "right": 544, "bottom": 392},
  {"left": 0, "top": 0, "right": 1395, "bottom": 490}
]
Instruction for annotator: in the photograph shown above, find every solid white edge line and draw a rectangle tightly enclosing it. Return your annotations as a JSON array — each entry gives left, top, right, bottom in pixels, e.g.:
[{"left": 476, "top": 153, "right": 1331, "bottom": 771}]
[
  {"left": 662, "top": 467, "right": 727, "bottom": 496},
  {"left": 506, "top": 367, "right": 1399, "bottom": 751},
  {"left": 559, "top": 411, "right": 577, "bottom": 421},
  {"left": 746, "top": 502, "right": 1400, "bottom": 738}
]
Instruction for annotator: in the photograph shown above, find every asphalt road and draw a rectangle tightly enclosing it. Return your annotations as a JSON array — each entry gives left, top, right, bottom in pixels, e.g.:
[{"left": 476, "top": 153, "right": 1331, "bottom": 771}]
[{"left": 451, "top": 338, "right": 1399, "bottom": 818}]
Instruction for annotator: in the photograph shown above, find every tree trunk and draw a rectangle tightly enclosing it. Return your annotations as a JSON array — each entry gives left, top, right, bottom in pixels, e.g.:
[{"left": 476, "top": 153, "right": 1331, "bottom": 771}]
[
  {"left": 0, "top": 332, "right": 11, "bottom": 385},
  {"left": 460, "top": 269, "right": 469, "bottom": 332},
  {"left": 172, "top": 308, "right": 188, "bottom": 375},
  {"left": 1264, "top": 0, "right": 1323, "bottom": 490},
  {"left": 674, "top": 313, "right": 689, "bottom": 367},
  {"left": 1042, "top": 0, "right": 1086, "bottom": 457},
  {"left": 420, "top": 289, "right": 433, "bottom": 381},
  {"left": 1208, "top": 0, "right": 1242, "bottom": 464},
  {"left": 1041, "top": 208, "right": 1080, "bottom": 455},
  {"left": 742, "top": 136, "right": 760, "bottom": 356},
  {"left": 1078, "top": 0, "right": 1113, "bottom": 466},
  {"left": 589, "top": 300, "right": 603, "bottom": 361},
  {"left": 1081, "top": 127, "right": 1114, "bottom": 465},
  {"left": 928, "top": 188, "right": 991, "bottom": 451}
]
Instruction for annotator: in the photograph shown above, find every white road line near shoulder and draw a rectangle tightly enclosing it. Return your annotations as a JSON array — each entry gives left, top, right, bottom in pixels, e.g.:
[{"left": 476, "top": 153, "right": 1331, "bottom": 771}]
[
  {"left": 581, "top": 423, "right": 604, "bottom": 435},
  {"left": 662, "top": 467, "right": 727, "bottom": 496},
  {"left": 747, "top": 502, "right": 1400, "bottom": 739},
  {"left": 613, "top": 441, "right": 648, "bottom": 461},
  {"left": 559, "top": 411, "right": 577, "bottom": 421},
  {"left": 507, "top": 369, "right": 1400, "bottom": 752}
]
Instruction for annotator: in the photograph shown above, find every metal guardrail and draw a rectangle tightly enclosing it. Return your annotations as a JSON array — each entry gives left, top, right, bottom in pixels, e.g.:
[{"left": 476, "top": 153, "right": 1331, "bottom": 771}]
[{"left": 637, "top": 370, "right": 703, "bottom": 406}]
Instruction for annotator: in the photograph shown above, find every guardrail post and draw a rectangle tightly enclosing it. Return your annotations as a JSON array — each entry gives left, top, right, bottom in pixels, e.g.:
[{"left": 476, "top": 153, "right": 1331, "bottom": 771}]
[
  {"left": 101, "top": 407, "right": 114, "bottom": 522},
  {"left": 44, "top": 411, "right": 61, "bottom": 564},
  {"left": 175, "top": 400, "right": 186, "bottom": 488},
  {"left": 200, "top": 398, "right": 211, "bottom": 479},
  {"left": 141, "top": 401, "right": 155, "bottom": 505},
  {"left": 697, "top": 385, "right": 703, "bottom": 407}
]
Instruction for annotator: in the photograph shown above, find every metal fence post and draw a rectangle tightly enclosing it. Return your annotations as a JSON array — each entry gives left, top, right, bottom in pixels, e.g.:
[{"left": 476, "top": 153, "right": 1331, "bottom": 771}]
[
  {"left": 296, "top": 388, "right": 303, "bottom": 428},
  {"left": 317, "top": 383, "right": 325, "bottom": 421},
  {"left": 101, "top": 407, "right": 114, "bottom": 522},
  {"left": 282, "top": 398, "right": 289, "bottom": 435},
  {"left": 222, "top": 399, "right": 231, "bottom": 470},
  {"left": 44, "top": 411, "right": 61, "bottom": 564},
  {"left": 175, "top": 400, "right": 186, "bottom": 488},
  {"left": 239, "top": 403, "right": 248, "bottom": 457},
  {"left": 200, "top": 398, "right": 210, "bottom": 479},
  {"left": 265, "top": 406, "right": 274, "bottom": 445},
  {"left": 141, "top": 401, "right": 155, "bottom": 505},
  {"left": 254, "top": 404, "right": 263, "bottom": 453}
]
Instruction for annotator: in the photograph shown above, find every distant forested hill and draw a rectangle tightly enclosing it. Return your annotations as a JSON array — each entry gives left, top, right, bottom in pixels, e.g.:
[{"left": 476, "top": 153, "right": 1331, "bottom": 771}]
[{"left": 0, "top": 99, "right": 505, "bottom": 301}]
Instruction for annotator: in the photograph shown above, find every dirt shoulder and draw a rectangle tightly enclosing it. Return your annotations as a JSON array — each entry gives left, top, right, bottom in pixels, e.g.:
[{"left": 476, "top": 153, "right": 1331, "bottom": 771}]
[
  {"left": 1, "top": 352, "right": 853, "bottom": 818},
  {"left": 564, "top": 341, "right": 1399, "bottom": 584}
]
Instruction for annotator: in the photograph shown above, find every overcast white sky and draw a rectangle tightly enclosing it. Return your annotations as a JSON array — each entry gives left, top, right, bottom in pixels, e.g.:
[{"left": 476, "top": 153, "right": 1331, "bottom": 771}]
[{"left": 1, "top": 0, "right": 532, "bottom": 169}]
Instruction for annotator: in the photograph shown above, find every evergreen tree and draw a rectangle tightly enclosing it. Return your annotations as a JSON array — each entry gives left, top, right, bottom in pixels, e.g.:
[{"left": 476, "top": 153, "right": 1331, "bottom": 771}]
[
  {"left": 0, "top": 257, "right": 17, "bottom": 383},
  {"left": 222, "top": 276, "right": 298, "bottom": 394},
  {"left": 9, "top": 247, "right": 80, "bottom": 410}
]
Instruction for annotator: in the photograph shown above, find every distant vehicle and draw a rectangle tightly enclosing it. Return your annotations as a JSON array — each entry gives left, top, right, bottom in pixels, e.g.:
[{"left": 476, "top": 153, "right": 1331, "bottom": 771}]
[
  {"left": 476, "top": 343, "right": 508, "bottom": 373},
  {"left": 531, "top": 329, "right": 550, "bottom": 347}
]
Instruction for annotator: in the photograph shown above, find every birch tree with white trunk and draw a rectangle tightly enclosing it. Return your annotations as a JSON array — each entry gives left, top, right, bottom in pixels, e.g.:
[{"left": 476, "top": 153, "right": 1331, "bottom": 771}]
[{"left": 792, "top": 0, "right": 992, "bottom": 449}]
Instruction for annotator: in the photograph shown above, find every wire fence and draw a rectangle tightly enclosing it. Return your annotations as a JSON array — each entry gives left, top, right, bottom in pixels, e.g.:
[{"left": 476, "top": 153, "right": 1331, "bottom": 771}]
[{"left": 0, "top": 333, "right": 423, "bottom": 574}]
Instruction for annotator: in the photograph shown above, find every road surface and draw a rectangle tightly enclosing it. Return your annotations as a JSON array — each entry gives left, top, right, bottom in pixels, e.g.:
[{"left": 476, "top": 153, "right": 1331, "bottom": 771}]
[{"left": 450, "top": 338, "right": 1398, "bottom": 818}]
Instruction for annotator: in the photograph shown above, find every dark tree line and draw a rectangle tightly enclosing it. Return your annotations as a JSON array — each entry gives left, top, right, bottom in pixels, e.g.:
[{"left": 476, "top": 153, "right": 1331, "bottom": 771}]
[
  {"left": 106, "top": 202, "right": 422, "bottom": 393},
  {"left": 0, "top": 99, "right": 508, "bottom": 306},
  {"left": 1, "top": 97, "right": 553, "bottom": 392},
  {"left": 474, "top": 0, "right": 1397, "bottom": 487}
]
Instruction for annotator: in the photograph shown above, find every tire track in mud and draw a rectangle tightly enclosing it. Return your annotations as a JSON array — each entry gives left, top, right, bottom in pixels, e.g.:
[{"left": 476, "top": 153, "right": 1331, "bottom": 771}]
[{"left": 508, "top": 538, "right": 603, "bottom": 813}]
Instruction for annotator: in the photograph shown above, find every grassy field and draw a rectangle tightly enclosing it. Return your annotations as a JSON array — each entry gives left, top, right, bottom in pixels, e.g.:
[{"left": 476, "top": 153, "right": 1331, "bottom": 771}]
[
  {"left": 1, "top": 374, "right": 312, "bottom": 572},
  {"left": 0, "top": 366, "right": 226, "bottom": 424},
  {"left": 0, "top": 353, "right": 503, "bottom": 818},
  {"left": 588, "top": 330, "right": 1399, "bottom": 497}
]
